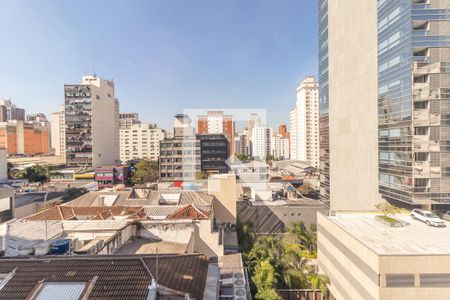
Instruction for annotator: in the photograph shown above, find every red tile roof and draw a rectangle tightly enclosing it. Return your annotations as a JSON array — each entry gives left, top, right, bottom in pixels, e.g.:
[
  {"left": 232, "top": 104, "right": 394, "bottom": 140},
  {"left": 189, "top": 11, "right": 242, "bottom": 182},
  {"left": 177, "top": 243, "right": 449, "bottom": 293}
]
[{"left": 166, "top": 205, "right": 210, "bottom": 220}]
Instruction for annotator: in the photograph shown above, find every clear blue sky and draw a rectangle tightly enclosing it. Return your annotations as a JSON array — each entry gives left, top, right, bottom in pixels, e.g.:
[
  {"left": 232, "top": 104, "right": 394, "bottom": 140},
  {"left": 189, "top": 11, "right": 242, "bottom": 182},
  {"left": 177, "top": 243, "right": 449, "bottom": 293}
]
[{"left": 0, "top": 0, "right": 318, "bottom": 130}]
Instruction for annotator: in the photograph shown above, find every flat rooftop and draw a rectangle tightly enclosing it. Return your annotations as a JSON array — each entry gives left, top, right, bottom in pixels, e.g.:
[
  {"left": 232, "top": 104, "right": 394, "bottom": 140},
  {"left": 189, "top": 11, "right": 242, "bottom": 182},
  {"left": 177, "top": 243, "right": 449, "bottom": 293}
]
[{"left": 328, "top": 213, "right": 450, "bottom": 256}]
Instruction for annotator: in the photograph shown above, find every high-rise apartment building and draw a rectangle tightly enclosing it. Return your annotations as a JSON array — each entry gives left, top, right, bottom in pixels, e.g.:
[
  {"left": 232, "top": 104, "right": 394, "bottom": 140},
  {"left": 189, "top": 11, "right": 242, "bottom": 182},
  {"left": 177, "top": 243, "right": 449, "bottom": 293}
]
[
  {"left": 320, "top": 0, "right": 450, "bottom": 209},
  {"left": 197, "top": 111, "right": 234, "bottom": 155},
  {"left": 251, "top": 126, "right": 272, "bottom": 160},
  {"left": 160, "top": 114, "right": 200, "bottom": 181},
  {"left": 119, "top": 113, "right": 141, "bottom": 129},
  {"left": 119, "top": 123, "right": 165, "bottom": 162},
  {"left": 0, "top": 99, "right": 25, "bottom": 122},
  {"left": 198, "top": 134, "right": 230, "bottom": 174},
  {"left": 319, "top": 0, "right": 330, "bottom": 201},
  {"left": 378, "top": 0, "right": 450, "bottom": 206},
  {"left": 64, "top": 75, "right": 119, "bottom": 168},
  {"left": 289, "top": 76, "right": 320, "bottom": 168},
  {"left": 271, "top": 132, "right": 289, "bottom": 160},
  {"left": 51, "top": 106, "right": 65, "bottom": 157}
]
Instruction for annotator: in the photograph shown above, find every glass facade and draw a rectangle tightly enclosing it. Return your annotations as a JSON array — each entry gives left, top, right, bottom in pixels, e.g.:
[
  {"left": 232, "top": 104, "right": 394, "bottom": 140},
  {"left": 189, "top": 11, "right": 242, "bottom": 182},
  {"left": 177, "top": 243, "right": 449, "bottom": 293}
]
[
  {"left": 64, "top": 85, "right": 93, "bottom": 166},
  {"left": 378, "top": 0, "right": 450, "bottom": 205},
  {"left": 318, "top": 0, "right": 330, "bottom": 202}
]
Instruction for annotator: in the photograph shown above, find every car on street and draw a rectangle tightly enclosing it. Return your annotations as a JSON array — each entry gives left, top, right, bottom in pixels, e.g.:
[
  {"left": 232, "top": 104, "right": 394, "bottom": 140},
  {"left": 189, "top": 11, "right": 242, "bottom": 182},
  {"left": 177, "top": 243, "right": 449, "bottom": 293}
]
[
  {"left": 411, "top": 209, "right": 445, "bottom": 227},
  {"left": 441, "top": 211, "right": 450, "bottom": 222}
]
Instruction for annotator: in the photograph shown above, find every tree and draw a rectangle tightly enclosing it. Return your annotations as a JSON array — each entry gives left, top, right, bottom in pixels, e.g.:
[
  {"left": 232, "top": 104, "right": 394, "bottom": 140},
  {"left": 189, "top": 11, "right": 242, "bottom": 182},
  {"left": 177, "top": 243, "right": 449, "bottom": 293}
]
[
  {"left": 266, "top": 154, "right": 276, "bottom": 163},
  {"left": 296, "top": 183, "right": 316, "bottom": 197},
  {"left": 24, "top": 165, "right": 49, "bottom": 183},
  {"left": 252, "top": 260, "right": 282, "bottom": 300},
  {"left": 195, "top": 171, "right": 209, "bottom": 180},
  {"left": 235, "top": 153, "right": 248, "bottom": 162},
  {"left": 375, "top": 202, "right": 404, "bottom": 217},
  {"left": 308, "top": 272, "right": 330, "bottom": 296},
  {"left": 131, "top": 159, "right": 159, "bottom": 185},
  {"left": 7, "top": 162, "right": 24, "bottom": 179},
  {"left": 282, "top": 244, "right": 311, "bottom": 289},
  {"left": 236, "top": 221, "right": 256, "bottom": 253}
]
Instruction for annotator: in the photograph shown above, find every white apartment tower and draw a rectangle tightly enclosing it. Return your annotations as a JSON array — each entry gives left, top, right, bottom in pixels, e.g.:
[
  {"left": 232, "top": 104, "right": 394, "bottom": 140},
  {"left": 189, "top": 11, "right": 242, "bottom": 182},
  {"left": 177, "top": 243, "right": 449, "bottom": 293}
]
[
  {"left": 65, "top": 75, "right": 119, "bottom": 168},
  {"left": 251, "top": 126, "right": 272, "bottom": 160},
  {"left": 51, "top": 106, "right": 65, "bottom": 157},
  {"left": 271, "top": 133, "right": 289, "bottom": 160},
  {"left": 120, "top": 123, "right": 165, "bottom": 162},
  {"left": 289, "top": 76, "right": 319, "bottom": 167}
]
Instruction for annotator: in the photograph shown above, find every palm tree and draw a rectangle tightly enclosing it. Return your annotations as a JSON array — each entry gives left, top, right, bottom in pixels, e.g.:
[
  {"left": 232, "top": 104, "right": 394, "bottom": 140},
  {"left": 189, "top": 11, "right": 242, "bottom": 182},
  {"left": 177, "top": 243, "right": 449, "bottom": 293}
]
[
  {"left": 308, "top": 272, "right": 330, "bottom": 296},
  {"left": 282, "top": 244, "right": 312, "bottom": 289}
]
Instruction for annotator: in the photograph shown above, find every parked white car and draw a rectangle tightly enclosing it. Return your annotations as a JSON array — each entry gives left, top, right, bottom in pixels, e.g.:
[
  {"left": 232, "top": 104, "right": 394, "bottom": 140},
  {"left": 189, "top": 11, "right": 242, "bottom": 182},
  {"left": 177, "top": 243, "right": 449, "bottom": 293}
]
[{"left": 411, "top": 209, "right": 445, "bottom": 227}]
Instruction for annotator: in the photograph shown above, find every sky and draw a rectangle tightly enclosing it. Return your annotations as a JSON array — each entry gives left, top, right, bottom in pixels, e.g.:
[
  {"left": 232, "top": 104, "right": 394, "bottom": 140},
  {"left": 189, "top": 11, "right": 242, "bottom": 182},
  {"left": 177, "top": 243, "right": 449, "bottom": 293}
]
[{"left": 0, "top": 0, "right": 318, "bottom": 130}]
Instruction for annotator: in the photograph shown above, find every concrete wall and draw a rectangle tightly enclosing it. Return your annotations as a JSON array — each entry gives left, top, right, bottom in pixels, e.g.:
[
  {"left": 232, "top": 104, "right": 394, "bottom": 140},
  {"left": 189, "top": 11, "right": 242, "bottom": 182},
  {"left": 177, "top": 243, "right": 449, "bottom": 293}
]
[
  {"left": 208, "top": 174, "right": 237, "bottom": 224},
  {"left": 89, "top": 77, "right": 119, "bottom": 168},
  {"left": 139, "top": 221, "right": 194, "bottom": 244},
  {"left": 317, "top": 212, "right": 380, "bottom": 300},
  {"left": 328, "top": 0, "right": 382, "bottom": 210},
  {"left": 194, "top": 219, "right": 223, "bottom": 258}
]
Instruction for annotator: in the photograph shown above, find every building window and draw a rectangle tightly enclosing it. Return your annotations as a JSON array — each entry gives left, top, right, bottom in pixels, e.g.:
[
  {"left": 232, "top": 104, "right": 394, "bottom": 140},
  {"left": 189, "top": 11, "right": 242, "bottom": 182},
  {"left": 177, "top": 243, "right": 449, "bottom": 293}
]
[
  {"left": 385, "top": 274, "right": 415, "bottom": 287},
  {"left": 420, "top": 274, "right": 450, "bottom": 287}
]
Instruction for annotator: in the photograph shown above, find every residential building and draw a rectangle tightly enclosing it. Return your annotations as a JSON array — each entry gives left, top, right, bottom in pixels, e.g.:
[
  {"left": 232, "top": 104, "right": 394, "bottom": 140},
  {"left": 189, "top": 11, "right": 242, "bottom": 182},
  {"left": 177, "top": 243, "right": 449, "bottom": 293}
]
[
  {"left": 0, "top": 120, "right": 50, "bottom": 156},
  {"left": 160, "top": 114, "right": 200, "bottom": 181},
  {"left": 251, "top": 126, "right": 272, "bottom": 160},
  {"left": 318, "top": 0, "right": 330, "bottom": 201},
  {"left": 95, "top": 165, "right": 130, "bottom": 189},
  {"left": 51, "top": 106, "right": 65, "bottom": 157},
  {"left": 271, "top": 132, "right": 289, "bottom": 160},
  {"left": 289, "top": 76, "right": 319, "bottom": 168},
  {"left": 198, "top": 134, "right": 230, "bottom": 174},
  {"left": 119, "top": 123, "right": 165, "bottom": 162},
  {"left": 234, "top": 132, "right": 250, "bottom": 158},
  {"left": 64, "top": 75, "right": 119, "bottom": 168},
  {"left": 278, "top": 124, "right": 288, "bottom": 138},
  {"left": 0, "top": 254, "right": 212, "bottom": 300},
  {"left": 0, "top": 149, "right": 6, "bottom": 183},
  {"left": 318, "top": 211, "right": 450, "bottom": 300},
  {"left": 0, "top": 98, "right": 25, "bottom": 121},
  {"left": 377, "top": 0, "right": 450, "bottom": 206},
  {"left": 119, "top": 112, "right": 141, "bottom": 129},
  {"left": 197, "top": 111, "right": 234, "bottom": 155}
]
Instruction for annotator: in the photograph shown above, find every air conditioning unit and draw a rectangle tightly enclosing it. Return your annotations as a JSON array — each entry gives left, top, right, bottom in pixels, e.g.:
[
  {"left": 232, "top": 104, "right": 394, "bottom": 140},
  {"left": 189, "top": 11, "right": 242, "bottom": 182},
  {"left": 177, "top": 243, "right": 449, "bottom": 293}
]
[{"left": 234, "top": 288, "right": 246, "bottom": 298}]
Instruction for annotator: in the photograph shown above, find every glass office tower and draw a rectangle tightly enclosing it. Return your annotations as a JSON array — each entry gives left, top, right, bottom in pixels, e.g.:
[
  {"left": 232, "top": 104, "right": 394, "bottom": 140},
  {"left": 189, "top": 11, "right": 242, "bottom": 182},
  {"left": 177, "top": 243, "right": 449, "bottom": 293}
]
[
  {"left": 378, "top": 0, "right": 450, "bottom": 205},
  {"left": 318, "top": 0, "right": 330, "bottom": 202}
]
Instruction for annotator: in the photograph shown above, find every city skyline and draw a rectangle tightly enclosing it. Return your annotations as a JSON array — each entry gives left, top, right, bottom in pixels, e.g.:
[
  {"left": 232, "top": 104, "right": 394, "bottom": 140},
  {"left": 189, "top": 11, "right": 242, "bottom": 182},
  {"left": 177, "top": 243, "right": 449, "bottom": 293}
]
[{"left": 0, "top": 0, "right": 318, "bottom": 130}]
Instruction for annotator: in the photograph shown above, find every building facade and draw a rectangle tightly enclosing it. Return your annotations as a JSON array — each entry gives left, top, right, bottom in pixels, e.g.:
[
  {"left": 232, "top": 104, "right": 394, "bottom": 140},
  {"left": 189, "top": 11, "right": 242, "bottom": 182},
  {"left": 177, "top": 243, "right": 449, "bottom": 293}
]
[
  {"left": 198, "top": 134, "right": 230, "bottom": 174},
  {"left": 0, "top": 121, "right": 49, "bottom": 156},
  {"left": 119, "top": 123, "right": 165, "bottom": 162},
  {"left": 378, "top": 0, "right": 450, "bottom": 206},
  {"left": 251, "top": 126, "right": 272, "bottom": 160},
  {"left": 0, "top": 99, "right": 25, "bottom": 122},
  {"left": 319, "top": 0, "right": 330, "bottom": 201},
  {"left": 119, "top": 113, "right": 141, "bottom": 129},
  {"left": 51, "top": 107, "right": 66, "bottom": 157},
  {"left": 197, "top": 111, "right": 234, "bottom": 156},
  {"left": 95, "top": 166, "right": 130, "bottom": 189},
  {"left": 64, "top": 75, "right": 119, "bottom": 168},
  {"left": 289, "top": 76, "right": 320, "bottom": 168},
  {"left": 160, "top": 115, "right": 200, "bottom": 181},
  {"left": 271, "top": 132, "right": 289, "bottom": 160}
]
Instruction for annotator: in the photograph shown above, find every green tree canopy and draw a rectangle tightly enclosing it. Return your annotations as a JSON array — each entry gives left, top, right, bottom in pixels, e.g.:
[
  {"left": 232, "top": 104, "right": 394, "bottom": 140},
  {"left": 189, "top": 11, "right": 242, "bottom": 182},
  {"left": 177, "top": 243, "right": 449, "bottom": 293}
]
[{"left": 131, "top": 159, "right": 159, "bottom": 185}]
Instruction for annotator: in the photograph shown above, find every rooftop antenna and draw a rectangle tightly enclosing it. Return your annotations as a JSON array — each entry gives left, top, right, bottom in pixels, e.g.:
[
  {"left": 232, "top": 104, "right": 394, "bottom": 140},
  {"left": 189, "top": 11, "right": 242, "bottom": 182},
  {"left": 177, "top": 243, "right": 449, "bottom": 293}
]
[{"left": 92, "top": 67, "right": 96, "bottom": 78}]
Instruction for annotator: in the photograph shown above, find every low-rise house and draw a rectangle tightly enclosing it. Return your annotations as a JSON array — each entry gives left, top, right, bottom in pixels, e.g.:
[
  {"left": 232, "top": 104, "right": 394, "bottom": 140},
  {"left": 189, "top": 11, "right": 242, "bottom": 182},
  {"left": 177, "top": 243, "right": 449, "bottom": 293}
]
[{"left": 0, "top": 254, "right": 212, "bottom": 299}]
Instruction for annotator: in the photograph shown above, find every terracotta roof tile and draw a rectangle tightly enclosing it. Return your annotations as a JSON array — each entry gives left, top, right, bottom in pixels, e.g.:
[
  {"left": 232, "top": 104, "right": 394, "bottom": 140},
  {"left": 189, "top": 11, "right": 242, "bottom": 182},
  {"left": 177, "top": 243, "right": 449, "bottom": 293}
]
[{"left": 166, "top": 205, "right": 210, "bottom": 220}]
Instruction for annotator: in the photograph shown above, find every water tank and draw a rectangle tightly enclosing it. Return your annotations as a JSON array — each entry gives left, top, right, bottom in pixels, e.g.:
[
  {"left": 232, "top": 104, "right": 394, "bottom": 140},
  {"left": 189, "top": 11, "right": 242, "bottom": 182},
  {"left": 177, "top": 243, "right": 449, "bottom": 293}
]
[{"left": 51, "top": 239, "right": 71, "bottom": 254}]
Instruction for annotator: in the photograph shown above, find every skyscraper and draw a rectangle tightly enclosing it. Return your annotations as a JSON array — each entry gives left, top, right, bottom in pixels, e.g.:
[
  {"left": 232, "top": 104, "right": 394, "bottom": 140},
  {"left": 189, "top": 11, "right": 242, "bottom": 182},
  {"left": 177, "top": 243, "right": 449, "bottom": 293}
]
[
  {"left": 64, "top": 75, "right": 119, "bottom": 168},
  {"left": 119, "top": 113, "right": 141, "bottom": 129},
  {"left": 320, "top": 0, "right": 450, "bottom": 210},
  {"left": 289, "top": 76, "right": 320, "bottom": 168},
  {"left": 251, "top": 126, "right": 272, "bottom": 160},
  {"left": 378, "top": 0, "right": 450, "bottom": 206}
]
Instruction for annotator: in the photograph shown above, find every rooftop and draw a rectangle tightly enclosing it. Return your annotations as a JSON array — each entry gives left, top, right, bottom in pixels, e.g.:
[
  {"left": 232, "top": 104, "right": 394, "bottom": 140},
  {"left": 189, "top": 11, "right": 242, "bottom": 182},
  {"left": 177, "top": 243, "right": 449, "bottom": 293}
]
[
  {"left": 115, "top": 238, "right": 188, "bottom": 255},
  {"left": 327, "top": 212, "right": 450, "bottom": 256},
  {"left": 0, "top": 254, "right": 209, "bottom": 300}
]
